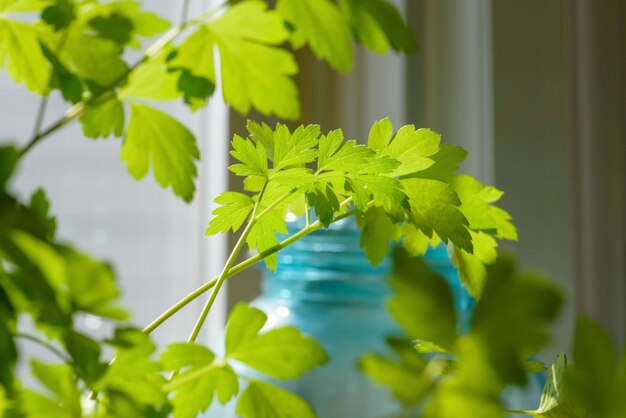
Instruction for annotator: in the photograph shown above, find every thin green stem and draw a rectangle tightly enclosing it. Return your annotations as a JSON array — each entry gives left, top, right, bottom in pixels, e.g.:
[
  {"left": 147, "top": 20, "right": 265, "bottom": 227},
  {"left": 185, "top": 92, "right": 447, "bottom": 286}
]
[
  {"left": 14, "top": 332, "right": 72, "bottom": 364},
  {"left": 143, "top": 197, "right": 355, "bottom": 335},
  {"left": 305, "top": 202, "right": 311, "bottom": 227},
  {"left": 18, "top": 3, "right": 228, "bottom": 158},
  {"left": 186, "top": 182, "right": 269, "bottom": 344}
]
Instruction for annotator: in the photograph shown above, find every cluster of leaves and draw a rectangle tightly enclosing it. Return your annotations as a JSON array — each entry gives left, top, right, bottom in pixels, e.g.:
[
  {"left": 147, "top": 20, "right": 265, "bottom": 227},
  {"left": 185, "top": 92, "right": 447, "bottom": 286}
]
[
  {"left": 207, "top": 119, "right": 517, "bottom": 296},
  {"left": 1, "top": 145, "right": 328, "bottom": 417},
  {"left": 361, "top": 248, "right": 626, "bottom": 418},
  {"left": 1, "top": 0, "right": 415, "bottom": 202}
]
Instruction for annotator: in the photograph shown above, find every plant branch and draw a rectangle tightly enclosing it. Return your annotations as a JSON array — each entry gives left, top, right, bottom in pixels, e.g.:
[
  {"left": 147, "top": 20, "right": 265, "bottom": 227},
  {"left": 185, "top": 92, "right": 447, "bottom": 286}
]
[
  {"left": 503, "top": 410, "right": 537, "bottom": 416},
  {"left": 186, "top": 181, "right": 269, "bottom": 344},
  {"left": 143, "top": 197, "right": 355, "bottom": 335},
  {"left": 14, "top": 332, "right": 72, "bottom": 364},
  {"left": 18, "top": 2, "right": 228, "bottom": 158}
]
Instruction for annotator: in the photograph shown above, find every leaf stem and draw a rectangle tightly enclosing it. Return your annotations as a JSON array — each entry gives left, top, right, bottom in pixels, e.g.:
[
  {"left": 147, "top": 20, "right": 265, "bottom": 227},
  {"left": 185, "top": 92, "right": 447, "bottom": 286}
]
[
  {"left": 14, "top": 332, "right": 72, "bottom": 364},
  {"left": 186, "top": 181, "right": 268, "bottom": 344},
  {"left": 18, "top": 2, "right": 228, "bottom": 158},
  {"left": 143, "top": 197, "right": 355, "bottom": 335}
]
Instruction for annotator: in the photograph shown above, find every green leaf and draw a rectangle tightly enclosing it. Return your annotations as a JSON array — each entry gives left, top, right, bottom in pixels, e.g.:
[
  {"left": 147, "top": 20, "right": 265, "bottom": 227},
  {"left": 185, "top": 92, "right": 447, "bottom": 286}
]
[
  {"left": 97, "top": 328, "right": 167, "bottom": 414},
  {"left": 277, "top": 0, "right": 352, "bottom": 73},
  {"left": 535, "top": 353, "right": 585, "bottom": 418},
  {"left": 23, "top": 361, "right": 82, "bottom": 418},
  {"left": 306, "top": 182, "right": 340, "bottom": 227},
  {"left": 64, "top": 331, "right": 106, "bottom": 384},
  {"left": 415, "top": 144, "right": 468, "bottom": 179},
  {"left": 567, "top": 317, "right": 625, "bottom": 418},
  {"left": 359, "top": 354, "right": 431, "bottom": 407},
  {"left": 208, "top": 1, "right": 299, "bottom": 119},
  {"left": 122, "top": 103, "right": 199, "bottom": 202},
  {"left": 0, "top": 19, "right": 51, "bottom": 94},
  {"left": 367, "top": 118, "right": 394, "bottom": 151},
  {"left": 236, "top": 380, "right": 316, "bottom": 418},
  {"left": 340, "top": 0, "right": 417, "bottom": 54},
  {"left": 89, "top": 13, "right": 133, "bottom": 45},
  {"left": 161, "top": 343, "right": 238, "bottom": 418},
  {"left": 246, "top": 120, "right": 275, "bottom": 160},
  {"left": 449, "top": 230, "right": 498, "bottom": 299},
  {"left": 28, "top": 188, "right": 56, "bottom": 239},
  {"left": 79, "top": 97, "right": 125, "bottom": 139},
  {"left": 119, "top": 48, "right": 179, "bottom": 101},
  {"left": 57, "top": 29, "right": 128, "bottom": 87},
  {"left": 448, "top": 175, "right": 517, "bottom": 240},
  {"left": 225, "top": 303, "right": 328, "bottom": 380},
  {"left": 205, "top": 192, "right": 255, "bottom": 236},
  {"left": 357, "top": 206, "right": 400, "bottom": 266},
  {"left": 388, "top": 247, "right": 457, "bottom": 349},
  {"left": 169, "top": 26, "right": 215, "bottom": 81},
  {"left": 317, "top": 130, "right": 373, "bottom": 172},
  {"left": 401, "top": 178, "right": 472, "bottom": 252},
  {"left": 379, "top": 126, "right": 440, "bottom": 177},
  {"left": 414, "top": 340, "right": 450, "bottom": 354},
  {"left": 401, "top": 223, "right": 440, "bottom": 257},
  {"left": 63, "top": 248, "right": 128, "bottom": 319},
  {"left": 0, "top": 146, "right": 19, "bottom": 192},
  {"left": 469, "top": 257, "right": 563, "bottom": 386},
  {"left": 177, "top": 69, "right": 215, "bottom": 111},
  {"left": 229, "top": 134, "right": 269, "bottom": 178},
  {"left": 272, "top": 124, "right": 320, "bottom": 171}
]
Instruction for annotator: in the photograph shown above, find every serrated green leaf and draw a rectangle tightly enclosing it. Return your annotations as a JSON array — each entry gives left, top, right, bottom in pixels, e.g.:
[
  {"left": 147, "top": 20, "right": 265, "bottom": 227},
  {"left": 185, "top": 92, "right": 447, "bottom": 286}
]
[
  {"left": 414, "top": 340, "right": 450, "bottom": 354},
  {"left": 97, "top": 328, "right": 167, "bottom": 412},
  {"left": 402, "top": 178, "right": 472, "bottom": 252},
  {"left": 401, "top": 223, "right": 440, "bottom": 257},
  {"left": 534, "top": 353, "right": 585, "bottom": 418},
  {"left": 122, "top": 103, "right": 199, "bottom": 202},
  {"left": 380, "top": 126, "right": 440, "bottom": 177},
  {"left": 567, "top": 317, "right": 625, "bottom": 418},
  {"left": 449, "top": 230, "right": 498, "bottom": 299},
  {"left": 0, "top": 19, "right": 51, "bottom": 94},
  {"left": 272, "top": 124, "right": 319, "bottom": 171},
  {"left": 208, "top": 1, "right": 299, "bottom": 119},
  {"left": 388, "top": 247, "right": 457, "bottom": 349},
  {"left": 414, "top": 144, "right": 468, "bottom": 179},
  {"left": 23, "top": 361, "right": 82, "bottom": 418},
  {"left": 63, "top": 247, "right": 128, "bottom": 319},
  {"left": 357, "top": 206, "right": 400, "bottom": 266},
  {"left": 306, "top": 182, "right": 340, "bottom": 227},
  {"left": 161, "top": 343, "right": 215, "bottom": 370},
  {"left": 236, "top": 380, "right": 316, "bottom": 418},
  {"left": 119, "top": 48, "right": 179, "bottom": 100},
  {"left": 367, "top": 117, "right": 394, "bottom": 151},
  {"left": 271, "top": 167, "right": 316, "bottom": 188},
  {"left": 206, "top": 192, "right": 255, "bottom": 236},
  {"left": 340, "top": 0, "right": 417, "bottom": 54},
  {"left": 277, "top": 0, "right": 352, "bottom": 73},
  {"left": 89, "top": 13, "right": 133, "bottom": 45},
  {"left": 229, "top": 134, "right": 269, "bottom": 178},
  {"left": 0, "top": 146, "right": 19, "bottom": 192},
  {"left": 79, "top": 96, "right": 125, "bottom": 139},
  {"left": 225, "top": 303, "right": 328, "bottom": 379},
  {"left": 58, "top": 29, "right": 128, "bottom": 87},
  {"left": 246, "top": 120, "right": 275, "bottom": 160},
  {"left": 169, "top": 25, "right": 215, "bottom": 82},
  {"left": 448, "top": 175, "right": 517, "bottom": 240},
  {"left": 161, "top": 343, "right": 238, "bottom": 418},
  {"left": 317, "top": 130, "right": 373, "bottom": 173},
  {"left": 64, "top": 331, "right": 106, "bottom": 384},
  {"left": 469, "top": 257, "right": 563, "bottom": 386},
  {"left": 28, "top": 188, "right": 56, "bottom": 239},
  {"left": 359, "top": 354, "right": 431, "bottom": 407}
]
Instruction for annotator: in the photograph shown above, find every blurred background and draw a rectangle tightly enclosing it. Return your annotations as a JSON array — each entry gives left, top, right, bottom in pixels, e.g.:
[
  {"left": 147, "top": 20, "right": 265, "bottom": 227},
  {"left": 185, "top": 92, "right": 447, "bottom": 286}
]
[{"left": 1, "top": 0, "right": 624, "bottom": 360}]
